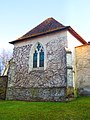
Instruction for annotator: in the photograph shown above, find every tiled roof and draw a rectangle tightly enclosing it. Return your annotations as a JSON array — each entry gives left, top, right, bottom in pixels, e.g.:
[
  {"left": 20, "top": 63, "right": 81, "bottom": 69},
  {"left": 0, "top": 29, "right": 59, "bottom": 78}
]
[
  {"left": 19, "top": 17, "right": 66, "bottom": 39},
  {"left": 9, "top": 17, "right": 87, "bottom": 44}
]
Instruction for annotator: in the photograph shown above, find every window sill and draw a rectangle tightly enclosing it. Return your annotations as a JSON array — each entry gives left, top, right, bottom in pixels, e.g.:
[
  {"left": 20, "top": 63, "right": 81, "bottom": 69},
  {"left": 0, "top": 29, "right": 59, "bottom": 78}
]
[{"left": 32, "top": 67, "right": 44, "bottom": 71}]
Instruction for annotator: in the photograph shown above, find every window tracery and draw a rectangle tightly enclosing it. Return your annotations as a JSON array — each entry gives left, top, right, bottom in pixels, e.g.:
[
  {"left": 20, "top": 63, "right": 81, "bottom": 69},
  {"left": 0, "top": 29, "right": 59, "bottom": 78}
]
[{"left": 33, "top": 43, "right": 44, "bottom": 68}]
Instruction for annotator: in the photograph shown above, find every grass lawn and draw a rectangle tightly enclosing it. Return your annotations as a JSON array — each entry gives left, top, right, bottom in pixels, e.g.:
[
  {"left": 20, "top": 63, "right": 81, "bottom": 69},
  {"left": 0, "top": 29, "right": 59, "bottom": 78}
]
[{"left": 0, "top": 97, "right": 90, "bottom": 120}]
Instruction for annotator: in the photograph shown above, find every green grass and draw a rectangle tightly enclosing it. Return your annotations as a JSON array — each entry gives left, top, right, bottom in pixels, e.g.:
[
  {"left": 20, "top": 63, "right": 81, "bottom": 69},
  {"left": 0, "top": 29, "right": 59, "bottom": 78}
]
[{"left": 0, "top": 97, "right": 90, "bottom": 120}]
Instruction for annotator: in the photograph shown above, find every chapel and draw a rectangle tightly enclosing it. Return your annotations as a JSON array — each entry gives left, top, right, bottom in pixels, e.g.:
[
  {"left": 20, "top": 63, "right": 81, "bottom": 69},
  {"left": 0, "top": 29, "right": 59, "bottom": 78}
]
[{"left": 6, "top": 18, "right": 90, "bottom": 101}]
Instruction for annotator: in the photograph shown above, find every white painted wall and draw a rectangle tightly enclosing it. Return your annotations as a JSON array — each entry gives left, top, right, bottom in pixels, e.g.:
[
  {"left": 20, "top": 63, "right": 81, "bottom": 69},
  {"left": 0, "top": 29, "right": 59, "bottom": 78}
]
[
  {"left": 14, "top": 31, "right": 67, "bottom": 47},
  {"left": 67, "top": 31, "right": 83, "bottom": 53},
  {"left": 67, "top": 31, "right": 83, "bottom": 88}
]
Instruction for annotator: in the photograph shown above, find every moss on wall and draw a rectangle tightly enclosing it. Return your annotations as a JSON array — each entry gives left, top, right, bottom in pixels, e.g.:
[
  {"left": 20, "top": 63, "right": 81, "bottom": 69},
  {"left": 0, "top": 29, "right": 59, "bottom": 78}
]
[{"left": 66, "top": 87, "right": 74, "bottom": 98}]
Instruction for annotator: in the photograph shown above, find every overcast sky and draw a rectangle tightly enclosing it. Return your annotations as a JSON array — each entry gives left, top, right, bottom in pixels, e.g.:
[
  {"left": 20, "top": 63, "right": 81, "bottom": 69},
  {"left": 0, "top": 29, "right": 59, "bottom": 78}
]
[{"left": 0, "top": 0, "right": 90, "bottom": 52}]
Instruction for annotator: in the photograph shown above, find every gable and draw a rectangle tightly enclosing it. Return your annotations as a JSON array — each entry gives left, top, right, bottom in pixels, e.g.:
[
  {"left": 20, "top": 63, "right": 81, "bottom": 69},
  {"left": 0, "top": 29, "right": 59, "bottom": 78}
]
[{"left": 9, "top": 17, "right": 87, "bottom": 44}]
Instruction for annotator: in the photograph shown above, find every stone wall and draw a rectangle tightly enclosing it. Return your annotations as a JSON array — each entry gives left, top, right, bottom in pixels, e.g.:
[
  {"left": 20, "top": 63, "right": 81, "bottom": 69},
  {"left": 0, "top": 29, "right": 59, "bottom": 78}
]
[
  {"left": 6, "top": 87, "right": 66, "bottom": 101},
  {"left": 0, "top": 76, "right": 8, "bottom": 99},
  {"left": 75, "top": 44, "right": 90, "bottom": 96},
  {"left": 7, "top": 59, "right": 15, "bottom": 87},
  {"left": 6, "top": 32, "right": 67, "bottom": 101}
]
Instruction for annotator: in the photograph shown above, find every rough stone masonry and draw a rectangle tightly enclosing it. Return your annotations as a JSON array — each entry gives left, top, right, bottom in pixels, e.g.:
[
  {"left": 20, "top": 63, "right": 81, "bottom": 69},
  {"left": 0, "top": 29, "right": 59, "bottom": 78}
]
[{"left": 6, "top": 34, "right": 67, "bottom": 101}]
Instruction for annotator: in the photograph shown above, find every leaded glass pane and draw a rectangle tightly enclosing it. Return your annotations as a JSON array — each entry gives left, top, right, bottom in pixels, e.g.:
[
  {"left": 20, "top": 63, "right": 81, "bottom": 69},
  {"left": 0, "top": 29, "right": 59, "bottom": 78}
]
[
  {"left": 33, "top": 43, "right": 44, "bottom": 68},
  {"left": 33, "top": 50, "right": 37, "bottom": 68},
  {"left": 39, "top": 50, "right": 44, "bottom": 67}
]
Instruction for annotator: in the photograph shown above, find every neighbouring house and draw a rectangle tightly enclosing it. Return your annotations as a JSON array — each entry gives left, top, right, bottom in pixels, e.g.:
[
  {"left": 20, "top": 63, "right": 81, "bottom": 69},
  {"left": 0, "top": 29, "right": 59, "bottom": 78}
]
[
  {"left": 75, "top": 43, "right": 90, "bottom": 96},
  {"left": 6, "top": 17, "right": 88, "bottom": 101}
]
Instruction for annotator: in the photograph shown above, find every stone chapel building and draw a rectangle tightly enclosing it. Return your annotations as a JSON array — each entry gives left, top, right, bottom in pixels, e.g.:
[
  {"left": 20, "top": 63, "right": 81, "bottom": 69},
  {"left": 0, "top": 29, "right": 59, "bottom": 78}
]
[{"left": 6, "top": 18, "right": 88, "bottom": 101}]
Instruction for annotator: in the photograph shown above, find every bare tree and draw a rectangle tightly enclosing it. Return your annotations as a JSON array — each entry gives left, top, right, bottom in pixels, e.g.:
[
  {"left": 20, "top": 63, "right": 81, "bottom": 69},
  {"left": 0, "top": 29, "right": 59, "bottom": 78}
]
[{"left": 0, "top": 49, "right": 13, "bottom": 75}]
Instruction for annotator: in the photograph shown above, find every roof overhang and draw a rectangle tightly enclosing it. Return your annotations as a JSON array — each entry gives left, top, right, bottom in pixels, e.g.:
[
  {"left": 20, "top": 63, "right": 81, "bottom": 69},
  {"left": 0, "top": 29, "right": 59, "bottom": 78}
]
[
  {"left": 68, "top": 27, "right": 87, "bottom": 44},
  {"left": 9, "top": 26, "right": 87, "bottom": 44},
  {"left": 9, "top": 26, "right": 69, "bottom": 44}
]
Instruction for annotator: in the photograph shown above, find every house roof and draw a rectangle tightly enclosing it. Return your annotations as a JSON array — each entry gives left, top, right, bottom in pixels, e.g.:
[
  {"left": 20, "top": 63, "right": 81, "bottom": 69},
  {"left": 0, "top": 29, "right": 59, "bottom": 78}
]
[{"left": 9, "top": 17, "right": 87, "bottom": 44}]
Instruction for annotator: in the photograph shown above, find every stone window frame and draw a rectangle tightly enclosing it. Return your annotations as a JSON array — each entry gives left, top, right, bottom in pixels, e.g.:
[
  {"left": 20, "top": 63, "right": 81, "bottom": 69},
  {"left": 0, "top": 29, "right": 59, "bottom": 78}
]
[
  {"left": 33, "top": 43, "right": 44, "bottom": 68},
  {"left": 29, "top": 42, "right": 47, "bottom": 72}
]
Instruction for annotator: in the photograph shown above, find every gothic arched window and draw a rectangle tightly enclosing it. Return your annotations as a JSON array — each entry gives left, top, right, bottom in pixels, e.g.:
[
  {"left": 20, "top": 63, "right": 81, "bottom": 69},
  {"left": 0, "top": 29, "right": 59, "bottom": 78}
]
[{"left": 33, "top": 43, "right": 44, "bottom": 68}]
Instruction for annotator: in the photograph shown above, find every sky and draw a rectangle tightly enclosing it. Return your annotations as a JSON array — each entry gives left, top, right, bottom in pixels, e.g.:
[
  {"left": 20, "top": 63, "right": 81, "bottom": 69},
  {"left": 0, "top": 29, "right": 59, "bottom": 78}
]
[{"left": 0, "top": 0, "right": 90, "bottom": 52}]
